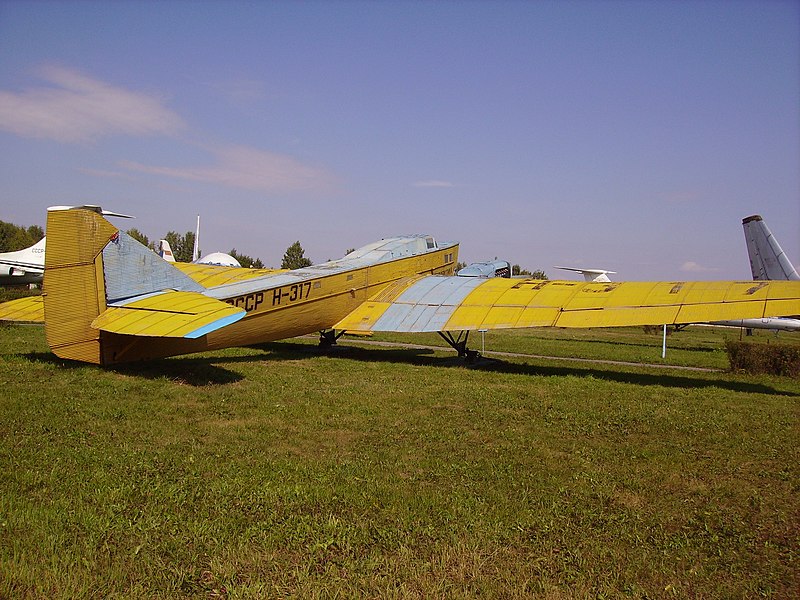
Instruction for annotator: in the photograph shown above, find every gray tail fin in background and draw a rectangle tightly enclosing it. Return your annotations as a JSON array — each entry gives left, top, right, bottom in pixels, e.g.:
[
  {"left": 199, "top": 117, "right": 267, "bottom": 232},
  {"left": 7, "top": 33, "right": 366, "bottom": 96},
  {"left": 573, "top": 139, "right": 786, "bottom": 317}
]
[{"left": 742, "top": 215, "right": 800, "bottom": 281}]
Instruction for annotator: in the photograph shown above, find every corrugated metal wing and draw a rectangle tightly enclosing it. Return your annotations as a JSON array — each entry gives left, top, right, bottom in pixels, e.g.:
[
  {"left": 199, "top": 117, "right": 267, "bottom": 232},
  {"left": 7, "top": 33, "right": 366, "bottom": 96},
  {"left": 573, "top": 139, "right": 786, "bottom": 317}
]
[
  {"left": 0, "top": 295, "right": 45, "bottom": 323},
  {"left": 334, "top": 276, "right": 800, "bottom": 333},
  {"left": 91, "top": 291, "right": 245, "bottom": 338}
]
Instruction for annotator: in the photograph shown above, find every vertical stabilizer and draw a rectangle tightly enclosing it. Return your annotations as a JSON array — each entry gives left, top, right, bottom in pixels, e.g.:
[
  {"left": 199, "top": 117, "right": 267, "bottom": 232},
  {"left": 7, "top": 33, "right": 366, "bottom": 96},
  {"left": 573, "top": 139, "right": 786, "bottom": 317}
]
[
  {"left": 43, "top": 207, "right": 206, "bottom": 364},
  {"left": 158, "top": 239, "right": 176, "bottom": 262},
  {"left": 742, "top": 215, "right": 800, "bottom": 281},
  {"left": 43, "top": 207, "right": 118, "bottom": 363}
]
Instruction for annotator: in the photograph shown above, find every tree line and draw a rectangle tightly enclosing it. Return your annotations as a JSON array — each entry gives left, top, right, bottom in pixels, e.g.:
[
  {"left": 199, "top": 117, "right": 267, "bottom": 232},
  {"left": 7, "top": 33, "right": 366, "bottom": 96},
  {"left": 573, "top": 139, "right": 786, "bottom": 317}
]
[
  {"left": 0, "top": 221, "right": 44, "bottom": 253},
  {"left": 2, "top": 219, "right": 545, "bottom": 275}
]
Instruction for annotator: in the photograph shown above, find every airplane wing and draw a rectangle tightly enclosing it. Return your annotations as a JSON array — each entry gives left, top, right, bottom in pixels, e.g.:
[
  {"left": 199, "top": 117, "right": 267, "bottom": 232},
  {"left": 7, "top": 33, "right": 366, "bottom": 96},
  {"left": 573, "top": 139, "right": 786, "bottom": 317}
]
[
  {"left": 334, "top": 275, "right": 800, "bottom": 333},
  {"left": 172, "top": 262, "right": 286, "bottom": 288},
  {"left": 91, "top": 290, "right": 245, "bottom": 338},
  {"left": 0, "top": 295, "right": 45, "bottom": 323}
]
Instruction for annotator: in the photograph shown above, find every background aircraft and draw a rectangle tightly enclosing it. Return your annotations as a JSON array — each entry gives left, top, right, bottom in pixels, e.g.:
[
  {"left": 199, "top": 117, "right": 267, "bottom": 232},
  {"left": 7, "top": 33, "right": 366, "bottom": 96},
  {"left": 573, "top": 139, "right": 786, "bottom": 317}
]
[
  {"left": 708, "top": 215, "right": 800, "bottom": 332},
  {"left": 2, "top": 206, "right": 800, "bottom": 365},
  {"left": 742, "top": 214, "right": 800, "bottom": 281},
  {"left": 0, "top": 237, "right": 45, "bottom": 286},
  {"left": 554, "top": 266, "right": 616, "bottom": 283}
]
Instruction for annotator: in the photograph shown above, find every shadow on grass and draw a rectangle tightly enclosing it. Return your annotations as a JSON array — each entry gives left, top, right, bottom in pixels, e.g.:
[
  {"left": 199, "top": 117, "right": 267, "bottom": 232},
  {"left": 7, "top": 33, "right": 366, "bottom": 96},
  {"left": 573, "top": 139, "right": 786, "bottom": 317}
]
[
  {"left": 22, "top": 351, "right": 245, "bottom": 386},
  {"left": 526, "top": 333, "right": 722, "bottom": 354},
  {"left": 20, "top": 342, "right": 798, "bottom": 396},
  {"left": 255, "top": 341, "right": 799, "bottom": 397}
]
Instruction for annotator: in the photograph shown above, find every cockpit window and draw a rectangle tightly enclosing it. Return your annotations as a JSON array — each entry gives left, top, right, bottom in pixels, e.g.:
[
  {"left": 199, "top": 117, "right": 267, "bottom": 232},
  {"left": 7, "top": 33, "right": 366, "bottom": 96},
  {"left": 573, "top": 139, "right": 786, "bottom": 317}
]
[{"left": 425, "top": 236, "right": 436, "bottom": 249}]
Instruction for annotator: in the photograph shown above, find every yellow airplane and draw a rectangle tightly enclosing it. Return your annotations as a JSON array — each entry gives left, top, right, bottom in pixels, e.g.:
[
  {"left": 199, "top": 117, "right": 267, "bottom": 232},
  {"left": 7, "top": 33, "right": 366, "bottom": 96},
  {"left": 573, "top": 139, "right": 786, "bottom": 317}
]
[{"left": 1, "top": 205, "right": 800, "bottom": 366}]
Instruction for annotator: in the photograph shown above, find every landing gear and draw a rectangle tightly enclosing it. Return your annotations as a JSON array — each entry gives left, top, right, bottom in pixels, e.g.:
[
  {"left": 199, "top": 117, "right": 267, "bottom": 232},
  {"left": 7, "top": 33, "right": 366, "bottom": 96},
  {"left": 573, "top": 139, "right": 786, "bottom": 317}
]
[
  {"left": 438, "top": 331, "right": 481, "bottom": 363},
  {"left": 318, "top": 329, "right": 345, "bottom": 349}
]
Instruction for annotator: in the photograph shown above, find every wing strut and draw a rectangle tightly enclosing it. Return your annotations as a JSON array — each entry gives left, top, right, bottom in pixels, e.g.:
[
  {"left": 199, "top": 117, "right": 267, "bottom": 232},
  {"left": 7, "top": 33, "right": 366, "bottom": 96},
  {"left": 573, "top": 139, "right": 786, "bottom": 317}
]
[{"left": 438, "top": 331, "right": 481, "bottom": 363}]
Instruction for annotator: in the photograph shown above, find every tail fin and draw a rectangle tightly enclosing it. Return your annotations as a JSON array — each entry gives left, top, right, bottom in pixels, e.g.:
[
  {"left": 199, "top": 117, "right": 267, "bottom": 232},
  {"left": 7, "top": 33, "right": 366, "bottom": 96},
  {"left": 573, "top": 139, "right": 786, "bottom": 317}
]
[
  {"left": 158, "top": 239, "right": 176, "bottom": 262},
  {"left": 742, "top": 215, "right": 800, "bottom": 281},
  {"left": 43, "top": 207, "right": 212, "bottom": 364}
]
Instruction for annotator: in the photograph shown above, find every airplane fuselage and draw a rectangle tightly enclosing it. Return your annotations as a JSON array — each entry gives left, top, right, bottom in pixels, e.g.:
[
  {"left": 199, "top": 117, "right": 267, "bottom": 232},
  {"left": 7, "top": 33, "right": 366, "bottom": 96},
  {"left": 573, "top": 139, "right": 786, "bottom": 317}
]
[
  {"left": 99, "top": 236, "right": 459, "bottom": 363},
  {"left": 0, "top": 239, "right": 45, "bottom": 286},
  {"left": 708, "top": 317, "right": 800, "bottom": 332}
]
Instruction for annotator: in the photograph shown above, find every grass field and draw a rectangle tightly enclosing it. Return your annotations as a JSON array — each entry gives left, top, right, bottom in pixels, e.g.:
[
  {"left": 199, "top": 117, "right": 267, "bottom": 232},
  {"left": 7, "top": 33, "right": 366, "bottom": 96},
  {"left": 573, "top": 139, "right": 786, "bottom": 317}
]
[{"left": 1, "top": 323, "right": 798, "bottom": 598}]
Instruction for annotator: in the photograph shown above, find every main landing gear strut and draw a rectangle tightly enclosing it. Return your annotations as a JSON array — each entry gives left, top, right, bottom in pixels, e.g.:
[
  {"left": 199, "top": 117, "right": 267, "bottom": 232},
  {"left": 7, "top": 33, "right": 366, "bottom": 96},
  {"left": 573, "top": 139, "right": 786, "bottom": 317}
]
[
  {"left": 318, "top": 329, "right": 345, "bottom": 349},
  {"left": 438, "top": 331, "right": 481, "bottom": 363}
]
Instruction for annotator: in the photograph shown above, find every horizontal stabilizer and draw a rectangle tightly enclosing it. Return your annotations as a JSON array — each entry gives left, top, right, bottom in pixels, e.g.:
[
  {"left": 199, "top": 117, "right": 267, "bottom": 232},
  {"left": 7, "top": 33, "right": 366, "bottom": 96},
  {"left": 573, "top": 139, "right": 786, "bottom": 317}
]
[
  {"left": 91, "top": 290, "right": 245, "bottom": 338},
  {"left": 0, "top": 295, "right": 45, "bottom": 323},
  {"left": 554, "top": 266, "right": 616, "bottom": 283}
]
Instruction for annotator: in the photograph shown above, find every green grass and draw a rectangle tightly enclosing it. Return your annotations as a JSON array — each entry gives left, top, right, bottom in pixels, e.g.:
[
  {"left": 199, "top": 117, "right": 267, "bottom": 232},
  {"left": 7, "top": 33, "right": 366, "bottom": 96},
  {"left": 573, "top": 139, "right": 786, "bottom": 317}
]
[
  {"left": 367, "top": 325, "right": 800, "bottom": 370},
  {"left": 1, "top": 324, "right": 798, "bottom": 598}
]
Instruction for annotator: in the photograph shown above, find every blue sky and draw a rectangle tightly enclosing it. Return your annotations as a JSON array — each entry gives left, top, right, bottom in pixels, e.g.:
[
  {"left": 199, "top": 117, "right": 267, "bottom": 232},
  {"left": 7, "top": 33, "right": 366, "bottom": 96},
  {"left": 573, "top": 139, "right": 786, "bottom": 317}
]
[{"left": 0, "top": 0, "right": 797, "bottom": 279}]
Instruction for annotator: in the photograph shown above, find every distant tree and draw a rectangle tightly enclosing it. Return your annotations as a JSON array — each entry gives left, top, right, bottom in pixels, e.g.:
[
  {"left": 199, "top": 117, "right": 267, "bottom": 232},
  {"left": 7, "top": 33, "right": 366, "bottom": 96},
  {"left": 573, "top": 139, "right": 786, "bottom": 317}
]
[
  {"left": 512, "top": 264, "right": 548, "bottom": 279},
  {"left": 281, "top": 241, "right": 312, "bottom": 269},
  {"left": 126, "top": 228, "right": 150, "bottom": 248},
  {"left": 229, "top": 248, "right": 264, "bottom": 269},
  {"left": 511, "top": 264, "right": 529, "bottom": 276},
  {"left": 0, "top": 221, "right": 44, "bottom": 252},
  {"left": 163, "top": 231, "right": 196, "bottom": 262},
  {"left": 454, "top": 261, "right": 467, "bottom": 273},
  {"left": 27, "top": 225, "right": 44, "bottom": 243}
]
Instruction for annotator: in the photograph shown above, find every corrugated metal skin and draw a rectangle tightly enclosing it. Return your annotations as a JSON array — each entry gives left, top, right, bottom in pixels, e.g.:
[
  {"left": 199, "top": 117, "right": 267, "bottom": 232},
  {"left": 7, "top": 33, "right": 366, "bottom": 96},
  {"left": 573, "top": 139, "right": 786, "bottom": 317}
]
[
  {"left": 334, "top": 276, "right": 800, "bottom": 333},
  {"left": 174, "top": 263, "right": 283, "bottom": 288},
  {"left": 368, "top": 276, "right": 483, "bottom": 332},
  {"left": 92, "top": 291, "right": 244, "bottom": 338},
  {"left": 0, "top": 295, "right": 44, "bottom": 322},
  {"left": 43, "top": 209, "right": 117, "bottom": 364},
  {"left": 102, "top": 231, "right": 203, "bottom": 302},
  {"left": 93, "top": 242, "right": 459, "bottom": 363}
]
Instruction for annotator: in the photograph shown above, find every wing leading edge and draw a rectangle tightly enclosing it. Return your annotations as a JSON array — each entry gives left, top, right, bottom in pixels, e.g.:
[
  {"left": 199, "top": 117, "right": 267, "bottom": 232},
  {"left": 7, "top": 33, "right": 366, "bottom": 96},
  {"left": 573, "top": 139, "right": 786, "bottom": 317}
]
[{"left": 334, "top": 276, "right": 800, "bottom": 333}]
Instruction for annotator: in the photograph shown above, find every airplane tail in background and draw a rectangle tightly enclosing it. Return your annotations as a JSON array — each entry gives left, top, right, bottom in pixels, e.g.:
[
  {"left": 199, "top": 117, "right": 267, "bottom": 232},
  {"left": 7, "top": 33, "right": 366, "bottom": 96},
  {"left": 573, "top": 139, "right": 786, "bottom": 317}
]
[
  {"left": 42, "top": 207, "right": 243, "bottom": 364},
  {"left": 158, "top": 239, "right": 176, "bottom": 262},
  {"left": 742, "top": 215, "right": 800, "bottom": 281}
]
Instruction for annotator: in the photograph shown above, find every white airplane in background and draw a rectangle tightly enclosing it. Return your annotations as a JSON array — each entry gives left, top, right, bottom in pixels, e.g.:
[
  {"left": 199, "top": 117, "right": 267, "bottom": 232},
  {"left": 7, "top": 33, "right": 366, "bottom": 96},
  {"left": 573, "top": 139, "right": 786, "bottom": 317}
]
[
  {"left": 0, "top": 237, "right": 45, "bottom": 286},
  {"left": 554, "top": 266, "right": 616, "bottom": 283},
  {"left": 0, "top": 205, "right": 132, "bottom": 287},
  {"left": 742, "top": 214, "right": 799, "bottom": 281},
  {"left": 712, "top": 214, "right": 800, "bottom": 332}
]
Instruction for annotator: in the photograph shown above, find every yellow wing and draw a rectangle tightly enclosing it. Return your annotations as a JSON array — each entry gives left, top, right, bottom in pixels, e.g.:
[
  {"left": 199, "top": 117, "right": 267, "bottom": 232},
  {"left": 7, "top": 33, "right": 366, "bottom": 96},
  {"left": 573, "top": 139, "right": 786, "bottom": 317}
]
[
  {"left": 91, "top": 290, "right": 245, "bottom": 338},
  {"left": 172, "top": 262, "right": 286, "bottom": 288},
  {"left": 335, "top": 276, "right": 800, "bottom": 332},
  {"left": 0, "top": 295, "right": 45, "bottom": 323}
]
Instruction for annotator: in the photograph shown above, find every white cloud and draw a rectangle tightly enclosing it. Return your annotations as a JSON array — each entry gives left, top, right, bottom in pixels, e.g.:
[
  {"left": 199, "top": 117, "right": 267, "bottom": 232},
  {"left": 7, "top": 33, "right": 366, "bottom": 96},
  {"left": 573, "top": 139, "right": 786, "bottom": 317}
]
[
  {"left": 680, "top": 261, "right": 719, "bottom": 273},
  {"left": 413, "top": 180, "right": 455, "bottom": 188},
  {"left": 0, "top": 66, "right": 185, "bottom": 142},
  {"left": 119, "top": 144, "right": 337, "bottom": 194}
]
